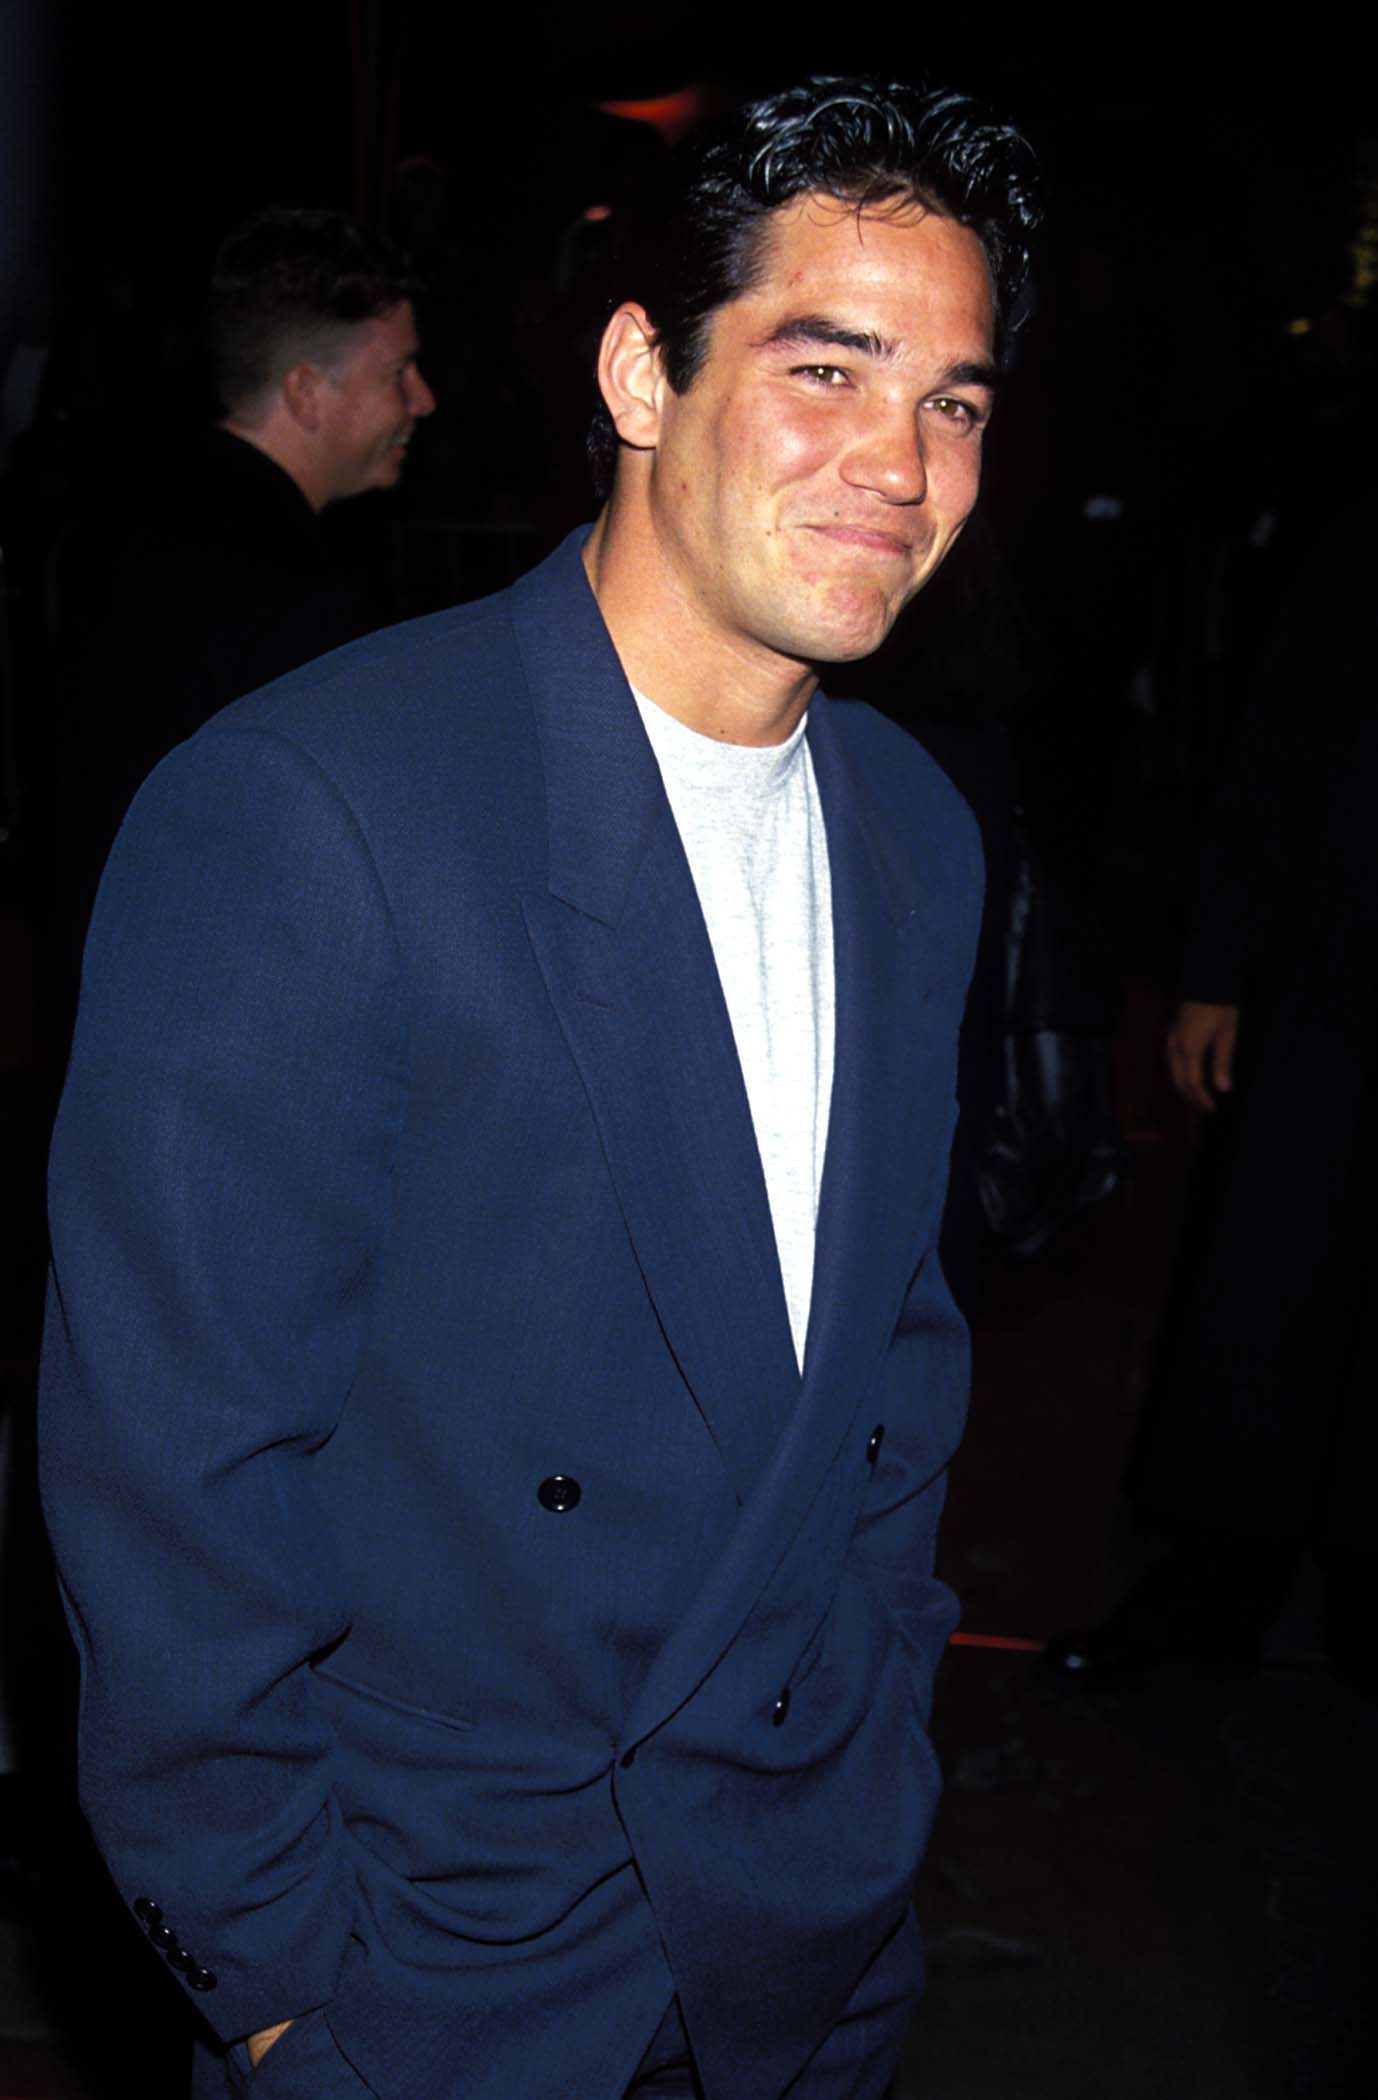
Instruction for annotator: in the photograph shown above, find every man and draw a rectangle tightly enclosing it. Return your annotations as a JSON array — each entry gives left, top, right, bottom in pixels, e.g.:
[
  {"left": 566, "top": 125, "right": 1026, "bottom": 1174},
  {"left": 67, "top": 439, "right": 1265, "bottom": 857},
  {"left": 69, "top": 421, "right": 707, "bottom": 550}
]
[
  {"left": 115, "top": 206, "right": 435, "bottom": 759},
  {"left": 213, "top": 207, "right": 436, "bottom": 518},
  {"left": 49, "top": 209, "right": 436, "bottom": 1040},
  {"left": 40, "top": 79, "right": 1039, "bottom": 2100},
  {"left": 1045, "top": 479, "right": 1378, "bottom": 1695}
]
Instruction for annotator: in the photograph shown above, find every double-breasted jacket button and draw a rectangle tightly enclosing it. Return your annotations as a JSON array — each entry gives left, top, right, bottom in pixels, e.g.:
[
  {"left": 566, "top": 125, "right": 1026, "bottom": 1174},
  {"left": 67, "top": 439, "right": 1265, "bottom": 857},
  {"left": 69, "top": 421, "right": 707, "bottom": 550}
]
[
  {"left": 149, "top": 1922, "right": 179, "bottom": 1951},
  {"left": 186, "top": 1965, "right": 218, "bottom": 1992},
  {"left": 866, "top": 1425, "right": 885, "bottom": 1466},
  {"left": 166, "top": 1946, "right": 193, "bottom": 1972},
  {"left": 132, "top": 1897, "right": 162, "bottom": 1925},
  {"left": 537, "top": 1475, "right": 582, "bottom": 1513},
  {"left": 771, "top": 1686, "right": 791, "bottom": 1727}
]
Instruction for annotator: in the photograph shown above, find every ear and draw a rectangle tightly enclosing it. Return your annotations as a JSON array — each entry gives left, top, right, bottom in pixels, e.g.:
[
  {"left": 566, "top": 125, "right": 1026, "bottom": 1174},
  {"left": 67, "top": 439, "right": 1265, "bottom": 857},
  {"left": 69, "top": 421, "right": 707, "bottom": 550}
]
[
  {"left": 595, "top": 303, "right": 666, "bottom": 450},
  {"left": 280, "top": 361, "right": 325, "bottom": 434}
]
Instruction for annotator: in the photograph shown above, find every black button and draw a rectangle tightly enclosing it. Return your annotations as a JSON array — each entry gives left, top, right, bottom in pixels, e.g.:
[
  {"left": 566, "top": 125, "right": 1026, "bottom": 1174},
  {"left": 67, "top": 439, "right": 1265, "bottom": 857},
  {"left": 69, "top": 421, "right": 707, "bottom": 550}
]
[
  {"left": 772, "top": 1687, "right": 790, "bottom": 1726},
  {"left": 149, "top": 1922, "right": 179, "bottom": 1951},
  {"left": 866, "top": 1425, "right": 885, "bottom": 1466},
  {"left": 186, "top": 1966, "right": 218, "bottom": 1993},
  {"left": 166, "top": 1947, "right": 193, "bottom": 1972},
  {"left": 132, "top": 1897, "right": 162, "bottom": 1925},
  {"left": 537, "top": 1475, "right": 582, "bottom": 1513}
]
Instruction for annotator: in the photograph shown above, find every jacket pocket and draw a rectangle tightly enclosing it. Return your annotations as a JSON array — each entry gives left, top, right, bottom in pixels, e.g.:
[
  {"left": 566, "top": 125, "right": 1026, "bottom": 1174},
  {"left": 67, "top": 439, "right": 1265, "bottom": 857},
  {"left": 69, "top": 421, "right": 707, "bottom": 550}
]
[{"left": 233, "top": 2008, "right": 377, "bottom": 2098}]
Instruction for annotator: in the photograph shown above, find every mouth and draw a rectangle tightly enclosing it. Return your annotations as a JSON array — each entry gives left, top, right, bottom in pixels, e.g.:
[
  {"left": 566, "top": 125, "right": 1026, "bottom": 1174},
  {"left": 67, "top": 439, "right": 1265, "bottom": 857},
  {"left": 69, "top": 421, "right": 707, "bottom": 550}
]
[{"left": 801, "top": 523, "right": 917, "bottom": 561}]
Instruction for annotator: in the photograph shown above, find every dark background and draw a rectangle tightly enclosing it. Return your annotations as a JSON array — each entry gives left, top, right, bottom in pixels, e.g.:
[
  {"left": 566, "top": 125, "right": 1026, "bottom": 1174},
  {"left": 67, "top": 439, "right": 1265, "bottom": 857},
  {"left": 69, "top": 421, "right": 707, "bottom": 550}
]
[
  {"left": 7, "top": 3, "right": 1373, "bottom": 962},
  {"left": 11, "top": 8, "right": 1375, "bottom": 556}
]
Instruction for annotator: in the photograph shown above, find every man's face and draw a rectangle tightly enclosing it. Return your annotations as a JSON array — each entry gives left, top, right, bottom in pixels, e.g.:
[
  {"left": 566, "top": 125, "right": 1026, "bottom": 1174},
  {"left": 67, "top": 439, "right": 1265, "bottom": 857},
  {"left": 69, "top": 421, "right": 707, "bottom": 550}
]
[
  {"left": 640, "top": 195, "right": 996, "bottom": 670},
  {"left": 316, "top": 301, "right": 435, "bottom": 503}
]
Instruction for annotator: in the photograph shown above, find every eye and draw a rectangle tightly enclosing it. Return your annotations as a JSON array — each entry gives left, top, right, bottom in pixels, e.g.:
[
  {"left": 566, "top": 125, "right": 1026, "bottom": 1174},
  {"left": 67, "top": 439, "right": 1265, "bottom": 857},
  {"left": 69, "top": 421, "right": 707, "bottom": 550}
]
[
  {"left": 926, "top": 394, "right": 983, "bottom": 432},
  {"left": 792, "top": 364, "right": 850, "bottom": 387}
]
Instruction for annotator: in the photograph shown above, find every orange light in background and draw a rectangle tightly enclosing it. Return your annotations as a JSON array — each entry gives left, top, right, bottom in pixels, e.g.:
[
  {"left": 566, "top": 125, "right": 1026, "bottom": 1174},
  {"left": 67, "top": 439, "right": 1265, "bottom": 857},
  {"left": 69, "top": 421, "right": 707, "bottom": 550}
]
[{"left": 597, "top": 86, "right": 710, "bottom": 145}]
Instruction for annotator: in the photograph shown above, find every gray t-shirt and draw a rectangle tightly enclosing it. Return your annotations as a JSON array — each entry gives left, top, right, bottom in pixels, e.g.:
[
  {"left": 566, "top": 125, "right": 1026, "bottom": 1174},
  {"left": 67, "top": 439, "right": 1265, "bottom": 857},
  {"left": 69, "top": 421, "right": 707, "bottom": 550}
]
[{"left": 633, "top": 688, "right": 834, "bottom": 1371}]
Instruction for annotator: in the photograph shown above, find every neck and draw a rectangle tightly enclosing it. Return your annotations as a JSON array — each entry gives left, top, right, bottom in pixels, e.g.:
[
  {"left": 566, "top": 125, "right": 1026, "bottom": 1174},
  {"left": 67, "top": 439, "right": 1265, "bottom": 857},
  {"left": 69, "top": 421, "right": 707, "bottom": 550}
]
[
  {"left": 219, "top": 416, "right": 326, "bottom": 513},
  {"left": 583, "top": 497, "right": 816, "bottom": 748}
]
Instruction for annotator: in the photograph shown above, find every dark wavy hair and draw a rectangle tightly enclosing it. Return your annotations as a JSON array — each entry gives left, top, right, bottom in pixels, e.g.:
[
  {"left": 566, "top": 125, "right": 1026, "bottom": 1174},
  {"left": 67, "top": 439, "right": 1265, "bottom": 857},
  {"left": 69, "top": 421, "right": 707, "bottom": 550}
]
[
  {"left": 210, "top": 208, "right": 421, "bottom": 416},
  {"left": 590, "top": 77, "right": 1042, "bottom": 496}
]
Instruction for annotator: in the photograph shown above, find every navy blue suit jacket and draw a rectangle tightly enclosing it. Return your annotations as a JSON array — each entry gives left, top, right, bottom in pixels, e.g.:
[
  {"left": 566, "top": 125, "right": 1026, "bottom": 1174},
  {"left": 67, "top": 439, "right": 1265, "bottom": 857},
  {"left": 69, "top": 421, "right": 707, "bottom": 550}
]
[{"left": 40, "top": 531, "right": 982, "bottom": 2099}]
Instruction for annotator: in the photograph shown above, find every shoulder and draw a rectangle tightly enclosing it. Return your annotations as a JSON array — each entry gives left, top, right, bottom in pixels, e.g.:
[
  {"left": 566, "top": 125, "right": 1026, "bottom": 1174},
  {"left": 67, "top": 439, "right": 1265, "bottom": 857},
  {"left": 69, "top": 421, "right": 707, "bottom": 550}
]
[
  {"left": 150, "top": 430, "right": 316, "bottom": 552},
  {"left": 147, "top": 574, "right": 534, "bottom": 845},
  {"left": 110, "top": 538, "right": 597, "bottom": 885},
  {"left": 820, "top": 693, "right": 982, "bottom": 863},
  {"left": 194, "top": 526, "right": 594, "bottom": 767},
  {"left": 813, "top": 691, "right": 984, "bottom": 973},
  {"left": 111, "top": 593, "right": 524, "bottom": 900},
  {"left": 223, "top": 586, "right": 517, "bottom": 745}
]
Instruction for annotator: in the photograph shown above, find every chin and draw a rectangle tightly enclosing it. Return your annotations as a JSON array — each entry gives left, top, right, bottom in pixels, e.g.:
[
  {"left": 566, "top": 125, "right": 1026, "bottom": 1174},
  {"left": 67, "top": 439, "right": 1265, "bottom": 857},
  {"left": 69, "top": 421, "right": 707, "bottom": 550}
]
[
  {"left": 812, "top": 638, "right": 890, "bottom": 668},
  {"left": 786, "top": 573, "right": 915, "bottom": 664},
  {"left": 791, "top": 603, "right": 903, "bottom": 667}
]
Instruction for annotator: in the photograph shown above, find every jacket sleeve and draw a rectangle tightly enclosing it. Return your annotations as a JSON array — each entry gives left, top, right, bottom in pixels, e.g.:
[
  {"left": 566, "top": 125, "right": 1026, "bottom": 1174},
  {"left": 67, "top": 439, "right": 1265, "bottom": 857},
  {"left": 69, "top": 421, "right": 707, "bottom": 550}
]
[{"left": 39, "top": 722, "right": 409, "bottom": 2044}]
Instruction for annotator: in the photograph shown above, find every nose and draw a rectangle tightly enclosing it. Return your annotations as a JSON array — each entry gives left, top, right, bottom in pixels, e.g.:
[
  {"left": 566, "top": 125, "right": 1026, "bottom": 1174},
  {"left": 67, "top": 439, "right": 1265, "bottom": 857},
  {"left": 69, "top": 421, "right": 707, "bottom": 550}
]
[
  {"left": 839, "top": 404, "right": 926, "bottom": 505},
  {"left": 407, "top": 366, "right": 437, "bottom": 419}
]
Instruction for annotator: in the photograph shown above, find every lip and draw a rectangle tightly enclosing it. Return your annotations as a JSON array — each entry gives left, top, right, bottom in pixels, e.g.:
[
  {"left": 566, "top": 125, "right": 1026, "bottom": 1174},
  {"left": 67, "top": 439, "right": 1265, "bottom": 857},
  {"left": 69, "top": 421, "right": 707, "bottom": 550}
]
[{"left": 801, "top": 523, "right": 916, "bottom": 560}]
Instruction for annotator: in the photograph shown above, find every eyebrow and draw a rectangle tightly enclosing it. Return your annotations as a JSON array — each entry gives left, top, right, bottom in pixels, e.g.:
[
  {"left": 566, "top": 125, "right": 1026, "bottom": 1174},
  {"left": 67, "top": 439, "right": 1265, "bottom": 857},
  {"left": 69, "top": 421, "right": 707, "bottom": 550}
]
[
  {"left": 936, "top": 357, "right": 1001, "bottom": 395},
  {"left": 756, "top": 314, "right": 897, "bottom": 360},
  {"left": 756, "top": 313, "right": 1000, "bottom": 394}
]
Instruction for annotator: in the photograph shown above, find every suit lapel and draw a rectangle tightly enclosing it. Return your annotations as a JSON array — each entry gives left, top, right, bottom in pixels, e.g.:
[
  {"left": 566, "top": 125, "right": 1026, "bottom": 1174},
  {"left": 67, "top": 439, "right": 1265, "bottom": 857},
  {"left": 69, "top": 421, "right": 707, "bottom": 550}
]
[
  {"left": 800, "top": 695, "right": 962, "bottom": 1400},
  {"left": 513, "top": 540, "right": 800, "bottom": 1501},
  {"left": 620, "top": 694, "right": 969, "bottom": 1744}
]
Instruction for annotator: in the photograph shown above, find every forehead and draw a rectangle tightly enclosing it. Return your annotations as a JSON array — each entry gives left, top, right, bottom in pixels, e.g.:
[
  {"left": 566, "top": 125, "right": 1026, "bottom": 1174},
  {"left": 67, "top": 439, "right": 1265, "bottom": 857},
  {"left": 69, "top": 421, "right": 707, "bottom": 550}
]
[
  {"left": 336, "top": 301, "right": 417, "bottom": 374},
  {"left": 365, "top": 301, "right": 418, "bottom": 354},
  {"left": 727, "top": 192, "right": 994, "bottom": 356}
]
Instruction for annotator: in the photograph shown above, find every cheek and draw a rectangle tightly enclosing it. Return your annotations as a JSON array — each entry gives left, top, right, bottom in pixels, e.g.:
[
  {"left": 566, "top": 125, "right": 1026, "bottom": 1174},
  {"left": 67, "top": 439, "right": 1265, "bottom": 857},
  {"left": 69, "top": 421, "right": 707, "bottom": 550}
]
[
  {"left": 359, "top": 390, "right": 394, "bottom": 443},
  {"left": 721, "top": 400, "right": 835, "bottom": 499},
  {"left": 935, "top": 442, "right": 984, "bottom": 524}
]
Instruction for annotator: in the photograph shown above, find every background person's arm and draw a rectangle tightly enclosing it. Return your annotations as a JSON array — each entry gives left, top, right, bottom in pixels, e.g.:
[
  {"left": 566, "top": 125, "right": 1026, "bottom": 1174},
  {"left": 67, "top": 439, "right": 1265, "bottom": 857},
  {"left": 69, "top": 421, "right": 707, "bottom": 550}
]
[{"left": 1165, "top": 998, "right": 1240, "bottom": 1112}]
